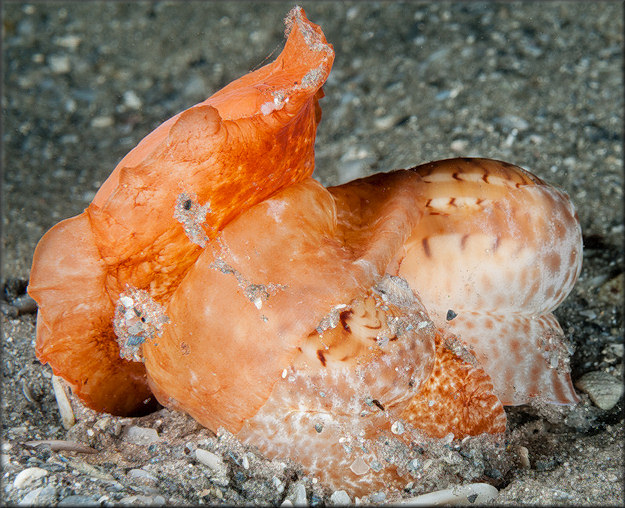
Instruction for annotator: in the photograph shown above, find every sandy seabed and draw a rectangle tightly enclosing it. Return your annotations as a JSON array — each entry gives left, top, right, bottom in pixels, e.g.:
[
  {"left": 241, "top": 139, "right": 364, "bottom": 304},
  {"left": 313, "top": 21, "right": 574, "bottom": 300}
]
[{"left": 2, "top": 2, "right": 623, "bottom": 505}]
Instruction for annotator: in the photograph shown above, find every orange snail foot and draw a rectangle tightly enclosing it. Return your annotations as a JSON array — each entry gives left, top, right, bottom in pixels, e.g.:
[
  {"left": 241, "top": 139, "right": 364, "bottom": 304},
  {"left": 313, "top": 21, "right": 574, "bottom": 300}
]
[
  {"left": 143, "top": 172, "right": 507, "bottom": 496},
  {"left": 28, "top": 6, "right": 333, "bottom": 416}
]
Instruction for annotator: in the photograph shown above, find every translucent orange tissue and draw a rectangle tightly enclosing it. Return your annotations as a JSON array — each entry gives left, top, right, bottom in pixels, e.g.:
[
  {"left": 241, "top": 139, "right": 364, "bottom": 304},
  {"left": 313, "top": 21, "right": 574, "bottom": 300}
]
[{"left": 28, "top": 7, "right": 334, "bottom": 416}]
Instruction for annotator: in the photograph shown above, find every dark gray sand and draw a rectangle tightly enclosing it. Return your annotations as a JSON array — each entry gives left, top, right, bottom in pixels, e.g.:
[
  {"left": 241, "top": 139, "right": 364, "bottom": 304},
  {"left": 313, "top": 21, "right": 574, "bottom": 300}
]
[{"left": 2, "top": 2, "right": 623, "bottom": 505}]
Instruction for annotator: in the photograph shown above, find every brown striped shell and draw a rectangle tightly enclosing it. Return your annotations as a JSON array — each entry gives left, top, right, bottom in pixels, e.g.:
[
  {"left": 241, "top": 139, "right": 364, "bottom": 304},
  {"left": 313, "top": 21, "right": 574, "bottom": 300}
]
[{"left": 398, "top": 158, "right": 582, "bottom": 405}]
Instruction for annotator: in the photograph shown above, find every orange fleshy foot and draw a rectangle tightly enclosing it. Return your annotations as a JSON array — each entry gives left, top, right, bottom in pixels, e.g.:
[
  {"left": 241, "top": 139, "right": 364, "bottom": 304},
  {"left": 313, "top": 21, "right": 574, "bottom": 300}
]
[{"left": 28, "top": 7, "right": 334, "bottom": 416}]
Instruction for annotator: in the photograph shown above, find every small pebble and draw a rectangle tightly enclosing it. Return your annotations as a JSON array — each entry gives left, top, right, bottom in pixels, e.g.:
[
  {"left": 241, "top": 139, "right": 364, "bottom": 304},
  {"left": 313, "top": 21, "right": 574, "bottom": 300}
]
[
  {"left": 90, "top": 116, "right": 114, "bottom": 128},
  {"left": 18, "top": 485, "right": 57, "bottom": 506},
  {"left": 11, "top": 294, "right": 37, "bottom": 314},
  {"left": 330, "top": 489, "right": 352, "bottom": 505},
  {"left": 54, "top": 34, "right": 81, "bottom": 50},
  {"left": 450, "top": 139, "right": 468, "bottom": 153},
  {"left": 608, "top": 343, "right": 624, "bottom": 358},
  {"left": 271, "top": 475, "right": 285, "bottom": 493},
  {"left": 123, "top": 425, "right": 160, "bottom": 445},
  {"left": 291, "top": 481, "right": 307, "bottom": 506},
  {"left": 391, "top": 420, "right": 405, "bottom": 435},
  {"left": 578, "top": 309, "right": 597, "bottom": 320},
  {"left": 369, "top": 491, "right": 386, "bottom": 503},
  {"left": 518, "top": 446, "right": 530, "bottom": 468},
  {"left": 58, "top": 495, "right": 98, "bottom": 506},
  {"left": 575, "top": 371, "right": 623, "bottom": 410},
  {"left": 120, "top": 296, "right": 134, "bottom": 308},
  {"left": 195, "top": 448, "right": 226, "bottom": 474},
  {"left": 374, "top": 114, "right": 400, "bottom": 130},
  {"left": 127, "top": 468, "right": 158, "bottom": 483},
  {"left": 48, "top": 54, "right": 70, "bottom": 74},
  {"left": 446, "top": 309, "right": 458, "bottom": 321},
  {"left": 408, "top": 459, "right": 421, "bottom": 471},
  {"left": 349, "top": 457, "right": 370, "bottom": 476},
  {"left": 123, "top": 90, "right": 143, "bottom": 110},
  {"left": 13, "top": 467, "right": 48, "bottom": 489}
]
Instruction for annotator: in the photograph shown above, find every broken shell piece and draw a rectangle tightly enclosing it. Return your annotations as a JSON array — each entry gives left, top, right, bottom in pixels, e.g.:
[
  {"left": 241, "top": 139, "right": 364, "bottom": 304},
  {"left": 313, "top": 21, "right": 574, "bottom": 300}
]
[
  {"left": 122, "top": 425, "right": 160, "bottom": 445},
  {"left": 399, "top": 482, "right": 499, "bottom": 505},
  {"left": 13, "top": 467, "right": 49, "bottom": 489},
  {"left": 51, "top": 375, "right": 75, "bottom": 430},
  {"left": 350, "top": 457, "right": 370, "bottom": 476},
  {"left": 24, "top": 440, "right": 97, "bottom": 454},
  {"left": 195, "top": 449, "right": 226, "bottom": 473}
]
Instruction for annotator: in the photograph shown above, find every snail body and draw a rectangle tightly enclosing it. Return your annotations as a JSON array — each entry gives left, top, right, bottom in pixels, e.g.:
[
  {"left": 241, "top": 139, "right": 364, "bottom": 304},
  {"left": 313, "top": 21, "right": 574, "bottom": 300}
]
[{"left": 28, "top": 7, "right": 582, "bottom": 495}]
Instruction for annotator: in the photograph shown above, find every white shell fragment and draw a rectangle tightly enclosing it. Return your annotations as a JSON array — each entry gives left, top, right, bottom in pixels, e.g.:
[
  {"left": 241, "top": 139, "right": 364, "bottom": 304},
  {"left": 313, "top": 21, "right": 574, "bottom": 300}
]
[
  {"left": 51, "top": 375, "right": 75, "bottom": 429},
  {"left": 13, "top": 467, "right": 49, "bottom": 489},
  {"left": 349, "top": 457, "right": 370, "bottom": 476},
  {"left": 195, "top": 449, "right": 226, "bottom": 474},
  {"left": 330, "top": 490, "right": 352, "bottom": 505},
  {"left": 25, "top": 440, "right": 96, "bottom": 454},
  {"left": 575, "top": 371, "right": 624, "bottom": 410},
  {"left": 122, "top": 425, "right": 160, "bottom": 445},
  {"left": 291, "top": 481, "right": 307, "bottom": 506},
  {"left": 399, "top": 483, "right": 499, "bottom": 506},
  {"left": 391, "top": 420, "right": 405, "bottom": 435}
]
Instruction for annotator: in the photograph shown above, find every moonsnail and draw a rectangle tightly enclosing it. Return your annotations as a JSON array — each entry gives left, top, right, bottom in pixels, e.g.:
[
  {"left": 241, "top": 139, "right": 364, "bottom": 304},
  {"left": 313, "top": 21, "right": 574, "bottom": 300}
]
[{"left": 28, "top": 7, "right": 582, "bottom": 495}]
